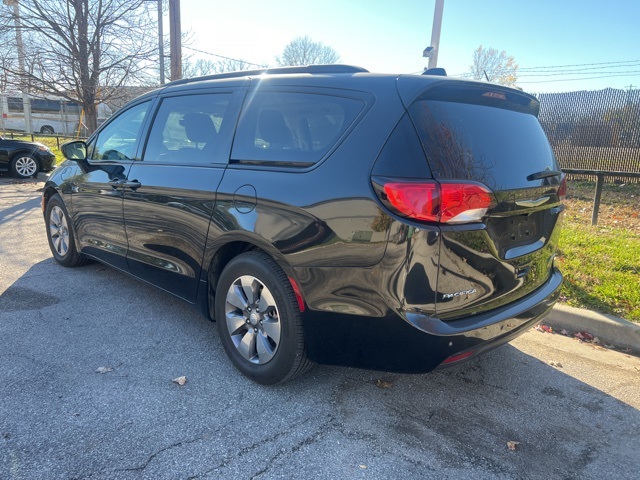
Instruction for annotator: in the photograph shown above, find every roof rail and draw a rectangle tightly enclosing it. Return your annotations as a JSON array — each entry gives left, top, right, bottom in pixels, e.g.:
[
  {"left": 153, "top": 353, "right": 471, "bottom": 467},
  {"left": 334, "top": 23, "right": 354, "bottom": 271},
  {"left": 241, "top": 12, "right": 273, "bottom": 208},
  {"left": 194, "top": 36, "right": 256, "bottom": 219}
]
[{"left": 167, "top": 64, "right": 369, "bottom": 87}]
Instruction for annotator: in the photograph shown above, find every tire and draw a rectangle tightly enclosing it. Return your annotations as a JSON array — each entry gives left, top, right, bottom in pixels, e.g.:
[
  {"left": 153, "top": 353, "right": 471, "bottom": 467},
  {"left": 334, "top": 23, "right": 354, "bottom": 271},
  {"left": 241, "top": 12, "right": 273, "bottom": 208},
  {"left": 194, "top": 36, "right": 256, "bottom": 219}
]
[
  {"left": 45, "top": 194, "right": 88, "bottom": 267},
  {"left": 11, "top": 154, "right": 40, "bottom": 179},
  {"left": 40, "top": 125, "right": 54, "bottom": 134},
  {"left": 215, "top": 251, "right": 311, "bottom": 385}
]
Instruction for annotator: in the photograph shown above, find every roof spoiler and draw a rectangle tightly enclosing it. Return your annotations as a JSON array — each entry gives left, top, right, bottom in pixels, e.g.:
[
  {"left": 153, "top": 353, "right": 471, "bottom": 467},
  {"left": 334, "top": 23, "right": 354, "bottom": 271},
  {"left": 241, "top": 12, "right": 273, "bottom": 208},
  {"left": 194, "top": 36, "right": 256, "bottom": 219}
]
[{"left": 422, "top": 68, "right": 447, "bottom": 76}]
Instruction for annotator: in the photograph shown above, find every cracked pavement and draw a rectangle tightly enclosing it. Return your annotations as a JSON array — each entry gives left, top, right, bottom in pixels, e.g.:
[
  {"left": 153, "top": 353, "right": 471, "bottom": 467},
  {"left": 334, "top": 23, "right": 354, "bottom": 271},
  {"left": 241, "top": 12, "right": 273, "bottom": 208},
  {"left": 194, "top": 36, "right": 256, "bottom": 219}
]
[{"left": 1, "top": 174, "right": 640, "bottom": 479}]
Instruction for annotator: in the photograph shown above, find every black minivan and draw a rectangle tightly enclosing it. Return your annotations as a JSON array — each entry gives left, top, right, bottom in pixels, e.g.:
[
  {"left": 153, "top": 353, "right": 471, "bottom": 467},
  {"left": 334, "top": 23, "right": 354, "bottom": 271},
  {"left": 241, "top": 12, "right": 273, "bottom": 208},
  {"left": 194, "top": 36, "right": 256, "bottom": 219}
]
[{"left": 42, "top": 65, "right": 564, "bottom": 384}]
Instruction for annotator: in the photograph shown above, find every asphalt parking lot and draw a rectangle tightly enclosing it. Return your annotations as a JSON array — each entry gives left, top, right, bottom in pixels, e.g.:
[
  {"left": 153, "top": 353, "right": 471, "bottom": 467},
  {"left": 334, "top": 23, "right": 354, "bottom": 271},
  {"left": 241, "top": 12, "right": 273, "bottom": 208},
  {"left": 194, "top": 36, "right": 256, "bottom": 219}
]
[{"left": 1, "top": 173, "right": 639, "bottom": 480}]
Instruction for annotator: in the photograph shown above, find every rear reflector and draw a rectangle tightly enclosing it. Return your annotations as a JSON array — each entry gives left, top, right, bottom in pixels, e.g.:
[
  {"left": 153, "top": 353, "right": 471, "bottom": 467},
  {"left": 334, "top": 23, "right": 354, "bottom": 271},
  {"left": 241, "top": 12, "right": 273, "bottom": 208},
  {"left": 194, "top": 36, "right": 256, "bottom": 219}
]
[
  {"left": 382, "top": 181, "right": 495, "bottom": 224},
  {"left": 558, "top": 175, "right": 567, "bottom": 201},
  {"left": 288, "top": 276, "right": 306, "bottom": 312},
  {"left": 442, "top": 350, "right": 475, "bottom": 365}
]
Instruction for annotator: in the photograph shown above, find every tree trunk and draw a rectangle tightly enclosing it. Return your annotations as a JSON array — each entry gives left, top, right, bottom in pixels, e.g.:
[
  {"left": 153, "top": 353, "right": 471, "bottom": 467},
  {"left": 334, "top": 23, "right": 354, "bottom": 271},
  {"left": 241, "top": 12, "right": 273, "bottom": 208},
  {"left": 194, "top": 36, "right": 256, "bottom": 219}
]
[{"left": 83, "top": 102, "right": 98, "bottom": 135}]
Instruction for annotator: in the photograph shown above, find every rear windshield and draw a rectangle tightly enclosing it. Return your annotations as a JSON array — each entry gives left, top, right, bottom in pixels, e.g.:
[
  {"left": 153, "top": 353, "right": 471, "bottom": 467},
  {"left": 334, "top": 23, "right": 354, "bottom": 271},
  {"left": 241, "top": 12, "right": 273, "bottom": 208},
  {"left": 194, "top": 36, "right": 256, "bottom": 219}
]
[{"left": 409, "top": 100, "right": 559, "bottom": 190}]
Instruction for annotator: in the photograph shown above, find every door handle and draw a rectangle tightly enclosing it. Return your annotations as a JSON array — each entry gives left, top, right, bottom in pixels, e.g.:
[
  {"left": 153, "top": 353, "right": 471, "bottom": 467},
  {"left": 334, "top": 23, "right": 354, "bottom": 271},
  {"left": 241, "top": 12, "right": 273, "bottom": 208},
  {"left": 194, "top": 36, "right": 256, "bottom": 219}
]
[
  {"left": 121, "top": 180, "right": 142, "bottom": 190},
  {"left": 109, "top": 179, "right": 141, "bottom": 190}
]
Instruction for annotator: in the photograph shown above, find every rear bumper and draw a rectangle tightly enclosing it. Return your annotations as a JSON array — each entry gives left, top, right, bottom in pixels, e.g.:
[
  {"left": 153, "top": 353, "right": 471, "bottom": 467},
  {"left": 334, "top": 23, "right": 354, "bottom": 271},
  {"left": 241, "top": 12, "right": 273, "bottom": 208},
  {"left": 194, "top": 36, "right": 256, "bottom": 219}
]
[
  {"left": 405, "top": 268, "right": 562, "bottom": 337},
  {"left": 407, "top": 268, "right": 563, "bottom": 367},
  {"left": 302, "top": 269, "right": 562, "bottom": 373}
]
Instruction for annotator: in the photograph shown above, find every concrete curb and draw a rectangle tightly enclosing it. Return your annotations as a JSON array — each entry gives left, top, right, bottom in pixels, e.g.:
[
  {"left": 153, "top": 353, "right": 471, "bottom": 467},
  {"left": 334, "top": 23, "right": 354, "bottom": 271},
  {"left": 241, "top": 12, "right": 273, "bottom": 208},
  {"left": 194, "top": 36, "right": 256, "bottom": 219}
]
[{"left": 544, "top": 304, "right": 640, "bottom": 353}]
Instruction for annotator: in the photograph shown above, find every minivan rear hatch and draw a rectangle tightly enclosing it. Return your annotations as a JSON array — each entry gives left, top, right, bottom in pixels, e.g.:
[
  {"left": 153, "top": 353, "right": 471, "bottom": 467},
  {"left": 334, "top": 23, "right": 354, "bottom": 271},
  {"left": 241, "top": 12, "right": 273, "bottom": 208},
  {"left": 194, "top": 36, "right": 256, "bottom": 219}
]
[{"left": 404, "top": 81, "right": 565, "bottom": 320}]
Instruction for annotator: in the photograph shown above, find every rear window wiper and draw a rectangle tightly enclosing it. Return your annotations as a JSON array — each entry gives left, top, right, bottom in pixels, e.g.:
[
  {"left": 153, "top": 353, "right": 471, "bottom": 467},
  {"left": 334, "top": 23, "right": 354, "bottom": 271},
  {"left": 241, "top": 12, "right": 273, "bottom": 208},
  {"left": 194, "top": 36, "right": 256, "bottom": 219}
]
[{"left": 527, "top": 169, "right": 562, "bottom": 181}]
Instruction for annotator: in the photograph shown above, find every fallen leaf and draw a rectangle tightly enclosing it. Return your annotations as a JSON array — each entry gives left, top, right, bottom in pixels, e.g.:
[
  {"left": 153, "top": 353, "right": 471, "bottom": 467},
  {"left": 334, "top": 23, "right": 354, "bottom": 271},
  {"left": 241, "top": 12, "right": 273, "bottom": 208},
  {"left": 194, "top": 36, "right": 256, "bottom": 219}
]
[
  {"left": 358, "top": 464, "right": 368, "bottom": 470},
  {"left": 375, "top": 379, "right": 393, "bottom": 389},
  {"left": 535, "top": 324, "right": 553, "bottom": 333},
  {"left": 549, "top": 361, "right": 563, "bottom": 368},
  {"left": 560, "top": 329, "right": 570, "bottom": 336},
  {"left": 172, "top": 376, "right": 187, "bottom": 386},
  {"left": 575, "top": 331, "right": 594, "bottom": 342},
  {"left": 507, "top": 441, "right": 521, "bottom": 451},
  {"left": 96, "top": 367, "right": 113, "bottom": 374}
]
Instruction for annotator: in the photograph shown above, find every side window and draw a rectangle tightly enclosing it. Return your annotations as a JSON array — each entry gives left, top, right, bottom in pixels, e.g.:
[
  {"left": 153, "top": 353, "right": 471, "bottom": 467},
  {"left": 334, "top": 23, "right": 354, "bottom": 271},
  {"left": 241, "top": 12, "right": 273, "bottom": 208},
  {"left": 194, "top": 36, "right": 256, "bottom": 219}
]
[
  {"left": 231, "top": 92, "right": 364, "bottom": 165},
  {"left": 90, "top": 101, "right": 151, "bottom": 161},
  {"left": 143, "top": 93, "right": 231, "bottom": 164}
]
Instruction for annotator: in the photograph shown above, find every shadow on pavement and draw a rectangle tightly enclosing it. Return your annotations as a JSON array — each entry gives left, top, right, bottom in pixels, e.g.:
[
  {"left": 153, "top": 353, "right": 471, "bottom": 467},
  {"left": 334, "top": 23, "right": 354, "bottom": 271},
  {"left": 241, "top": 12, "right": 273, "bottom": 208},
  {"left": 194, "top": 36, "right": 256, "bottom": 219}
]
[{"left": 0, "top": 258, "right": 638, "bottom": 479}]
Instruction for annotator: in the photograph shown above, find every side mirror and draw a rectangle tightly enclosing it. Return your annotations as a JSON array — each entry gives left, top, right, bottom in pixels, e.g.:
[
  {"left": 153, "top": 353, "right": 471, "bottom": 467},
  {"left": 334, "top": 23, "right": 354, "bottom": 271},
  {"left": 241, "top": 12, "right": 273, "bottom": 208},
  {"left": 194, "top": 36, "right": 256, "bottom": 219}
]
[{"left": 61, "top": 140, "right": 88, "bottom": 161}]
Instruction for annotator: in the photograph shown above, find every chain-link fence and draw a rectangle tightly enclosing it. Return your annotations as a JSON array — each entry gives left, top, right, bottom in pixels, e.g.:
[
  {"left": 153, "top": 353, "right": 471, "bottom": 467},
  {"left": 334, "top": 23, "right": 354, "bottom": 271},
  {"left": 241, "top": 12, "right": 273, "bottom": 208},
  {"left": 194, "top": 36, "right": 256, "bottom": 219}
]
[{"left": 535, "top": 88, "right": 640, "bottom": 183}]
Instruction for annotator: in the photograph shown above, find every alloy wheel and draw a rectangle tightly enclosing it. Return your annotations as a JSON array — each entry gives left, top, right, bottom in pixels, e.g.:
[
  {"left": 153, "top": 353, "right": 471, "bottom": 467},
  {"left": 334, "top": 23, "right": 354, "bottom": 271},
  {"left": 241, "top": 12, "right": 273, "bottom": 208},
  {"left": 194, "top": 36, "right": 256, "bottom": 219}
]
[
  {"left": 224, "top": 275, "right": 282, "bottom": 365},
  {"left": 15, "top": 156, "right": 38, "bottom": 177},
  {"left": 49, "top": 206, "right": 70, "bottom": 257}
]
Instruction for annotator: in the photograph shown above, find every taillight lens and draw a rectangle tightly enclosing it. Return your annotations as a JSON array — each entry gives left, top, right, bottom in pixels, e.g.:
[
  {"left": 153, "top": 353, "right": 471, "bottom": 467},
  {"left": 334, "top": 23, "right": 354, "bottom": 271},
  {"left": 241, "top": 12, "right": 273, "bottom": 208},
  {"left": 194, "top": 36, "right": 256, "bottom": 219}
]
[
  {"left": 382, "top": 181, "right": 495, "bottom": 224},
  {"left": 557, "top": 175, "right": 567, "bottom": 201}
]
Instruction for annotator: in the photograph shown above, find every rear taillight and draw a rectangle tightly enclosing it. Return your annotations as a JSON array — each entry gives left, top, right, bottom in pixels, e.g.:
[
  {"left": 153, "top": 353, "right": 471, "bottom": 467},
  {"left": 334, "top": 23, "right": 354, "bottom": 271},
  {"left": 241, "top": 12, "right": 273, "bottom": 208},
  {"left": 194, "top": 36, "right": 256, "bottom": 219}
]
[
  {"left": 557, "top": 175, "right": 567, "bottom": 201},
  {"left": 381, "top": 181, "right": 495, "bottom": 224}
]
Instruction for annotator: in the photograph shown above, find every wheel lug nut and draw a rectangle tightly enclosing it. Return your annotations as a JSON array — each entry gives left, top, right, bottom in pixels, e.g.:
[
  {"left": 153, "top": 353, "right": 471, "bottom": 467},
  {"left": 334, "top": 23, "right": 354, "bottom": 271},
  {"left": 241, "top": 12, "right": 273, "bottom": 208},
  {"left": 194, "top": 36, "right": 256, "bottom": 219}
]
[{"left": 254, "top": 328, "right": 258, "bottom": 333}]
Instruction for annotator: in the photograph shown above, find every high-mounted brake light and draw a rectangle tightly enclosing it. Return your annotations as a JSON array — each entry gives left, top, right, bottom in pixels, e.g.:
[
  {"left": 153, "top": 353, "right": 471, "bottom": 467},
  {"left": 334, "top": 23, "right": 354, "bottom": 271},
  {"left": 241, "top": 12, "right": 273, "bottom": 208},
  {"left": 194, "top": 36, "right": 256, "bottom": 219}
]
[
  {"left": 382, "top": 181, "right": 495, "bottom": 224},
  {"left": 482, "top": 91, "right": 507, "bottom": 100}
]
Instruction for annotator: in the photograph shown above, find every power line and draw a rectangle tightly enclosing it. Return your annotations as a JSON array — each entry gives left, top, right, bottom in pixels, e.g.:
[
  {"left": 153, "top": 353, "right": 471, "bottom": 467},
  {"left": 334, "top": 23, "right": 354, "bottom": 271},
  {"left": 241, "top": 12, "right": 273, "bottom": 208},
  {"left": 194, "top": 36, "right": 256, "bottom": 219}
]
[
  {"left": 519, "top": 69, "right": 640, "bottom": 78},
  {"left": 451, "top": 62, "right": 640, "bottom": 83},
  {"left": 518, "top": 72, "right": 640, "bottom": 84},
  {"left": 518, "top": 63, "right": 640, "bottom": 75},
  {"left": 183, "top": 46, "right": 267, "bottom": 68},
  {"left": 518, "top": 59, "right": 640, "bottom": 71}
]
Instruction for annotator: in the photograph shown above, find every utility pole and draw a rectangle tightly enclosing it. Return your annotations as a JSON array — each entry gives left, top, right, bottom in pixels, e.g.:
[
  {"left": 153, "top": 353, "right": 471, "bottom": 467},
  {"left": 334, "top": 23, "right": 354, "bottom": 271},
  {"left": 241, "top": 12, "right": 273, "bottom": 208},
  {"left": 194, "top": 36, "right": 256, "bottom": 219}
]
[
  {"left": 625, "top": 84, "right": 637, "bottom": 104},
  {"left": 423, "top": 0, "right": 445, "bottom": 70},
  {"left": 3, "top": 0, "right": 32, "bottom": 133},
  {"left": 157, "top": 0, "right": 165, "bottom": 84},
  {"left": 169, "top": 0, "right": 182, "bottom": 81},
  {"left": 144, "top": 0, "right": 165, "bottom": 84}
]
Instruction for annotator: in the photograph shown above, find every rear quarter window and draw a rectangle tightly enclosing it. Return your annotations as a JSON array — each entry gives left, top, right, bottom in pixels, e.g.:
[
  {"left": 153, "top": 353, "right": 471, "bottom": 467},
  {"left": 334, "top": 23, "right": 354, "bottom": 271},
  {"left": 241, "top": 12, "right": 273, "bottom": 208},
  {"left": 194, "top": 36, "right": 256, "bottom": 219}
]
[{"left": 231, "top": 91, "right": 364, "bottom": 166}]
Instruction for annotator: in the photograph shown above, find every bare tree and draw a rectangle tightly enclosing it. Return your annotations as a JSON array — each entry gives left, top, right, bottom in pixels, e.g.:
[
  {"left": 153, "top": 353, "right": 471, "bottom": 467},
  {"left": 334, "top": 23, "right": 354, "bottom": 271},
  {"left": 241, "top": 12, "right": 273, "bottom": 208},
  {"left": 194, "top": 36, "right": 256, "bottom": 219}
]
[
  {"left": 0, "top": 0, "right": 158, "bottom": 133},
  {"left": 0, "top": 28, "right": 16, "bottom": 91},
  {"left": 470, "top": 45, "right": 518, "bottom": 87},
  {"left": 276, "top": 36, "right": 340, "bottom": 67},
  {"left": 182, "top": 57, "right": 253, "bottom": 78}
]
